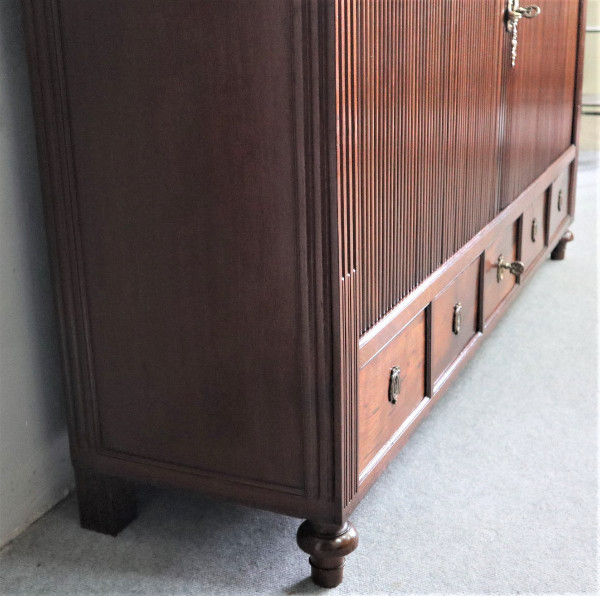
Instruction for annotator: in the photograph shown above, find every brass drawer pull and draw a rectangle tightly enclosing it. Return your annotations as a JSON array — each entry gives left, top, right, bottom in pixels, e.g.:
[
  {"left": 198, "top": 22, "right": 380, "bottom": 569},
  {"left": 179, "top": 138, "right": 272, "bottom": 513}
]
[
  {"left": 557, "top": 189, "right": 563, "bottom": 212},
  {"left": 531, "top": 218, "right": 539, "bottom": 242},
  {"left": 388, "top": 366, "right": 402, "bottom": 405},
  {"left": 452, "top": 303, "right": 462, "bottom": 335},
  {"left": 497, "top": 254, "right": 525, "bottom": 283}
]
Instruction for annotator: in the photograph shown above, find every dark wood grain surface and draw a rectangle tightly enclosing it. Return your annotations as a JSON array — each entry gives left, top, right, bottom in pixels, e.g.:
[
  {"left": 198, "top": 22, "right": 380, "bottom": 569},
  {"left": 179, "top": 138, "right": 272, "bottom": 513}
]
[
  {"left": 23, "top": 0, "right": 337, "bottom": 520},
  {"left": 55, "top": 0, "right": 309, "bottom": 489}
]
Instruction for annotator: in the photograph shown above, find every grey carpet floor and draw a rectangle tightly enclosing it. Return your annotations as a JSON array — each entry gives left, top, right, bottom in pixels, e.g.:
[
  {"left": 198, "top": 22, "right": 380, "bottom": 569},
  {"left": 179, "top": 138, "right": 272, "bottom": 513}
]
[{"left": 0, "top": 156, "right": 597, "bottom": 595}]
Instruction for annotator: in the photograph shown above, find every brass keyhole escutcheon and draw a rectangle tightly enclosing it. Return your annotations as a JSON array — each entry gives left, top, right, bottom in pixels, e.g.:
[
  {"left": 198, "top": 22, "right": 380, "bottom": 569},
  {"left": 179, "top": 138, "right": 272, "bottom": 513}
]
[
  {"left": 531, "top": 218, "right": 539, "bottom": 243},
  {"left": 452, "top": 302, "right": 462, "bottom": 336},
  {"left": 557, "top": 189, "right": 563, "bottom": 212},
  {"left": 497, "top": 254, "right": 525, "bottom": 283},
  {"left": 389, "top": 366, "right": 402, "bottom": 405}
]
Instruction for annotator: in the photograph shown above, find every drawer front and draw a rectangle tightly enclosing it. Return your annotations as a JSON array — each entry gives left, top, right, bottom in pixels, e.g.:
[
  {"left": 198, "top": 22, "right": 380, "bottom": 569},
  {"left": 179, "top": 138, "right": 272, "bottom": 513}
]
[
  {"left": 484, "top": 222, "right": 518, "bottom": 323},
  {"left": 548, "top": 168, "right": 570, "bottom": 242},
  {"left": 358, "top": 311, "right": 426, "bottom": 473},
  {"left": 431, "top": 258, "right": 480, "bottom": 385},
  {"left": 521, "top": 192, "right": 547, "bottom": 270}
]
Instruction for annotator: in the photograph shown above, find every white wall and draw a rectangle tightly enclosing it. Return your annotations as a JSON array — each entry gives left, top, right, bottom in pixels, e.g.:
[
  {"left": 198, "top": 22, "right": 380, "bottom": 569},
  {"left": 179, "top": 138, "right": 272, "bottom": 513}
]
[{"left": 0, "top": 0, "right": 73, "bottom": 548}]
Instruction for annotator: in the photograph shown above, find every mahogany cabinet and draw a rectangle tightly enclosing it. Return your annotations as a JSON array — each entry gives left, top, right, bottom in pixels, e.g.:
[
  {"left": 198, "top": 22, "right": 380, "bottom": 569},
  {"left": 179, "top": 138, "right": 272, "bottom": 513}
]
[{"left": 23, "top": 0, "right": 586, "bottom": 588}]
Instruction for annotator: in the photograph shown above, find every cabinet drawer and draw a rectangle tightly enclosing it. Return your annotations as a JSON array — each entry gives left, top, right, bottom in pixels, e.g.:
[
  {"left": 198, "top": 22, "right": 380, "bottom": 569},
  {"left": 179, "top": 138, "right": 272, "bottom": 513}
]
[
  {"left": 483, "top": 222, "right": 519, "bottom": 323},
  {"left": 521, "top": 192, "right": 547, "bottom": 270},
  {"left": 358, "top": 311, "right": 426, "bottom": 474},
  {"left": 548, "top": 168, "right": 570, "bottom": 242},
  {"left": 431, "top": 258, "right": 480, "bottom": 386}
]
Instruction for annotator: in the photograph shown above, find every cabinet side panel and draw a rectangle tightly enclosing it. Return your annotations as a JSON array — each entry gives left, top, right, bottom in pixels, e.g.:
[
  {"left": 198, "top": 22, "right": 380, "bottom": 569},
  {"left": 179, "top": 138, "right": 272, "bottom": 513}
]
[{"left": 34, "top": 0, "right": 314, "bottom": 493}]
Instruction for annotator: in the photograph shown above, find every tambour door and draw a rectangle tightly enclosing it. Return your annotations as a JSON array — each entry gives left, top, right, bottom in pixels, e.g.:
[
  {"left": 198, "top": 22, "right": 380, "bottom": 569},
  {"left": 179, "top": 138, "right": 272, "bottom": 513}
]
[
  {"left": 335, "top": 0, "right": 507, "bottom": 335},
  {"left": 499, "top": 0, "right": 581, "bottom": 209}
]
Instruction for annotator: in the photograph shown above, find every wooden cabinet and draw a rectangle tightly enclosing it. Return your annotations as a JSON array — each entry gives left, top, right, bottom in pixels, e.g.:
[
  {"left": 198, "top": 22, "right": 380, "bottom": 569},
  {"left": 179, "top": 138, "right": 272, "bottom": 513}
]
[{"left": 23, "top": 0, "right": 586, "bottom": 589}]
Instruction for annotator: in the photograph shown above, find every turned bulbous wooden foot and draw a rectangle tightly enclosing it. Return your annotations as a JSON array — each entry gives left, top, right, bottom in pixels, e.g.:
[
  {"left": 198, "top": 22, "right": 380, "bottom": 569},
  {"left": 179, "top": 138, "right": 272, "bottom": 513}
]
[
  {"left": 550, "top": 230, "right": 574, "bottom": 260},
  {"left": 297, "top": 520, "right": 358, "bottom": 588}
]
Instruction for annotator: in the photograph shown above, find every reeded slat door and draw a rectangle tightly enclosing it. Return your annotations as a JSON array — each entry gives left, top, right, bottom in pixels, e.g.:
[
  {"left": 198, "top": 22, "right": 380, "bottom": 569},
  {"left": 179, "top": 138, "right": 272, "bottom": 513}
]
[
  {"left": 499, "top": 0, "right": 580, "bottom": 208},
  {"left": 335, "top": 0, "right": 507, "bottom": 333}
]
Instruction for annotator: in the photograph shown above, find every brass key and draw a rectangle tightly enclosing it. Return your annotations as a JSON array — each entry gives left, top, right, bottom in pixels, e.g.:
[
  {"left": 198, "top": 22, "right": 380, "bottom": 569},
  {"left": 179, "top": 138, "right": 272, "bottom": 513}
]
[
  {"left": 497, "top": 254, "right": 525, "bottom": 283},
  {"left": 506, "top": 1, "right": 541, "bottom": 67}
]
